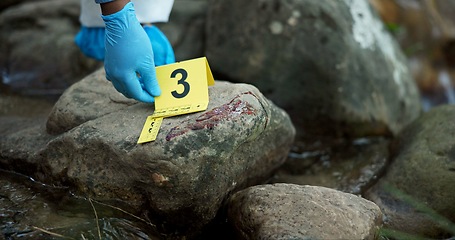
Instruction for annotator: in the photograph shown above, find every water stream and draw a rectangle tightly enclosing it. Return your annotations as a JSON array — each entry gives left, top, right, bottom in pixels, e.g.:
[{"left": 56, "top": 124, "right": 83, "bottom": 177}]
[{"left": 0, "top": 170, "right": 162, "bottom": 240}]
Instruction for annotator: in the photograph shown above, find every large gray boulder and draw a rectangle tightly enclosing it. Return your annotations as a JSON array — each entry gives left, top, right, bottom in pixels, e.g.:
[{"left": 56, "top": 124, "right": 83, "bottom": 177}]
[
  {"left": 366, "top": 105, "right": 455, "bottom": 238},
  {"left": 0, "top": 69, "right": 295, "bottom": 238},
  {"left": 158, "top": 0, "right": 208, "bottom": 61},
  {"left": 206, "top": 0, "right": 421, "bottom": 138},
  {"left": 45, "top": 69, "right": 136, "bottom": 135},
  {"left": 0, "top": 0, "right": 101, "bottom": 96},
  {"left": 228, "top": 184, "right": 382, "bottom": 240},
  {"left": 1, "top": 0, "right": 34, "bottom": 11}
]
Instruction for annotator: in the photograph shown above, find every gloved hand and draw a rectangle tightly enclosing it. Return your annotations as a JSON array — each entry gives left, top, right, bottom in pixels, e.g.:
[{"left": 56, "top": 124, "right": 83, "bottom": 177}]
[
  {"left": 74, "top": 25, "right": 176, "bottom": 64},
  {"left": 102, "top": 2, "right": 160, "bottom": 103},
  {"left": 143, "top": 25, "right": 175, "bottom": 66}
]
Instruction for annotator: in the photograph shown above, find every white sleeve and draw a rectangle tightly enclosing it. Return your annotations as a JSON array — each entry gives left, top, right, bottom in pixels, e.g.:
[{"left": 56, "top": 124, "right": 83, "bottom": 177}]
[{"left": 79, "top": 0, "right": 175, "bottom": 27}]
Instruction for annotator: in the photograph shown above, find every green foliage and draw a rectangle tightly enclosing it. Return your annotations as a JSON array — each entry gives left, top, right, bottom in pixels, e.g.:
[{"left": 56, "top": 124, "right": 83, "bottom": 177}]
[
  {"left": 379, "top": 228, "right": 428, "bottom": 240},
  {"left": 385, "top": 22, "right": 401, "bottom": 35},
  {"left": 378, "top": 183, "right": 455, "bottom": 240}
]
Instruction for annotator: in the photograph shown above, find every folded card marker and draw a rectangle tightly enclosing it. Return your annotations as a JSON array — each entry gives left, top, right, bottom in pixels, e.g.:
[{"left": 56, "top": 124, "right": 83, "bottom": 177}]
[{"left": 137, "top": 57, "right": 215, "bottom": 144}]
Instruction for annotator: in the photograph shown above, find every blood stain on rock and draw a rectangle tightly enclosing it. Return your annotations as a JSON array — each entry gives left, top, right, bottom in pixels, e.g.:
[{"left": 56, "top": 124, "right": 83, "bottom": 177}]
[{"left": 166, "top": 92, "right": 258, "bottom": 141}]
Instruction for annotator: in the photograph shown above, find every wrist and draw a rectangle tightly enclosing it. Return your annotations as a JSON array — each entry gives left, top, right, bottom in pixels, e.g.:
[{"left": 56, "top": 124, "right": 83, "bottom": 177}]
[{"left": 101, "top": 0, "right": 130, "bottom": 15}]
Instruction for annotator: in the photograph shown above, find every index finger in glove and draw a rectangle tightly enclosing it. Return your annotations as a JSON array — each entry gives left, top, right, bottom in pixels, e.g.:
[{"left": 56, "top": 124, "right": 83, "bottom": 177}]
[
  {"left": 121, "top": 72, "right": 156, "bottom": 103},
  {"left": 138, "top": 67, "right": 161, "bottom": 97}
]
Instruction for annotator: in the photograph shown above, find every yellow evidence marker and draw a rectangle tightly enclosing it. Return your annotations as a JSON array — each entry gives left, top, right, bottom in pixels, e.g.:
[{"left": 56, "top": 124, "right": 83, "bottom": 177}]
[{"left": 137, "top": 57, "right": 215, "bottom": 144}]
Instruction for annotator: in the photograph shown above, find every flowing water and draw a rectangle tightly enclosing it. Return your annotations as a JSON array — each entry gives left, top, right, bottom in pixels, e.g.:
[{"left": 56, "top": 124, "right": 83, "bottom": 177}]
[
  {"left": 0, "top": 93, "right": 163, "bottom": 239},
  {"left": 0, "top": 170, "right": 162, "bottom": 240}
]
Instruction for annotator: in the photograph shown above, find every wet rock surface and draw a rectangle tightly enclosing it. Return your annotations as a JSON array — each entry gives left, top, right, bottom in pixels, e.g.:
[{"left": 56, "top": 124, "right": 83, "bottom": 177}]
[
  {"left": 366, "top": 105, "right": 455, "bottom": 237},
  {"left": 272, "top": 137, "right": 389, "bottom": 195},
  {"left": 0, "top": 69, "right": 295, "bottom": 238},
  {"left": 206, "top": 0, "right": 421, "bottom": 138},
  {"left": 228, "top": 184, "right": 382, "bottom": 240}
]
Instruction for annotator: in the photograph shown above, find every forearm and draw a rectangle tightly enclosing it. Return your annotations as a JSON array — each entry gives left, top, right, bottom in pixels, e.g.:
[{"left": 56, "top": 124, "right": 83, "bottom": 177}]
[
  {"left": 93, "top": 0, "right": 130, "bottom": 15},
  {"left": 100, "top": 0, "right": 130, "bottom": 15}
]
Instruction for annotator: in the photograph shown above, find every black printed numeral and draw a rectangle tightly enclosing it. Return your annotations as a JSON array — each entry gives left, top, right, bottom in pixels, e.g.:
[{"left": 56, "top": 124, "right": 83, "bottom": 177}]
[{"left": 171, "top": 68, "right": 190, "bottom": 99}]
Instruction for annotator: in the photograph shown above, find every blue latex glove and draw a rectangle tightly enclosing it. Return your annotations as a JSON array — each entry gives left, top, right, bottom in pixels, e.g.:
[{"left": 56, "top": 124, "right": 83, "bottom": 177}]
[
  {"left": 74, "top": 26, "right": 175, "bottom": 64},
  {"left": 102, "top": 2, "right": 160, "bottom": 103},
  {"left": 143, "top": 25, "right": 175, "bottom": 66},
  {"left": 75, "top": 26, "right": 105, "bottom": 61}
]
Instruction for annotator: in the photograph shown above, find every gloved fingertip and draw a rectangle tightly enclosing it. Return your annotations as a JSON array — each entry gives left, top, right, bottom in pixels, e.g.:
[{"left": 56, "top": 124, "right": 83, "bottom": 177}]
[
  {"left": 149, "top": 86, "right": 161, "bottom": 97},
  {"left": 133, "top": 92, "right": 155, "bottom": 103},
  {"left": 138, "top": 70, "right": 161, "bottom": 97}
]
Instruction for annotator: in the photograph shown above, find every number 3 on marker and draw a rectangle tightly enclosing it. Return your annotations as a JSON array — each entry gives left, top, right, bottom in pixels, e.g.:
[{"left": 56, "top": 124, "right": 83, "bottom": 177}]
[{"left": 171, "top": 68, "right": 190, "bottom": 99}]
